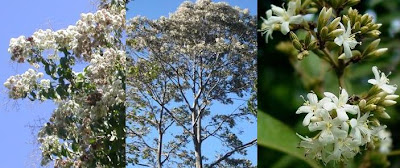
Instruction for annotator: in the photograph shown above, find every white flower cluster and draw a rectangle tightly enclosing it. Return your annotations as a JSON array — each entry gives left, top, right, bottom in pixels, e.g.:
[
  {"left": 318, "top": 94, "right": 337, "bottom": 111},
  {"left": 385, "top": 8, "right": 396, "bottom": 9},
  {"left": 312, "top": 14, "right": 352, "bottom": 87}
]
[
  {"left": 3, "top": 69, "right": 43, "bottom": 99},
  {"left": 260, "top": 0, "right": 303, "bottom": 42},
  {"left": 296, "top": 66, "right": 396, "bottom": 164},
  {"left": 8, "top": 8, "right": 125, "bottom": 63},
  {"left": 86, "top": 48, "right": 126, "bottom": 84}
]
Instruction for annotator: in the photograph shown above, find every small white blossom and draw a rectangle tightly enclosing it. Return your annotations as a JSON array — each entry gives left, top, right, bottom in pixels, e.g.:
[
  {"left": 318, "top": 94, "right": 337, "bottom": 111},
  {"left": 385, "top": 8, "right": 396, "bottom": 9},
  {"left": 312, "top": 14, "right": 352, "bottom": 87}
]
[
  {"left": 308, "top": 110, "right": 348, "bottom": 145},
  {"left": 334, "top": 21, "right": 361, "bottom": 59},
  {"left": 325, "top": 137, "right": 359, "bottom": 163},
  {"left": 368, "top": 66, "right": 397, "bottom": 94},
  {"left": 323, "top": 89, "right": 360, "bottom": 121},
  {"left": 377, "top": 129, "right": 392, "bottom": 154},
  {"left": 296, "top": 92, "right": 331, "bottom": 126},
  {"left": 349, "top": 112, "right": 371, "bottom": 145},
  {"left": 262, "top": 0, "right": 303, "bottom": 36}
]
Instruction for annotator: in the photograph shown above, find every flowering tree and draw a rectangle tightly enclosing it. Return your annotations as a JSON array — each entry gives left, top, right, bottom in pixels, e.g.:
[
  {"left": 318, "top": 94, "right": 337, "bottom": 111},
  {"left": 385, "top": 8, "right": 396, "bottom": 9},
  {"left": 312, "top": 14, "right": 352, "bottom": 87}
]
[
  {"left": 259, "top": 0, "right": 399, "bottom": 167},
  {"left": 126, "top": 0, "right": 257, "bottom": 167},
  {"left": 4, "top": 0, "right": 127, "bottom": 167}
]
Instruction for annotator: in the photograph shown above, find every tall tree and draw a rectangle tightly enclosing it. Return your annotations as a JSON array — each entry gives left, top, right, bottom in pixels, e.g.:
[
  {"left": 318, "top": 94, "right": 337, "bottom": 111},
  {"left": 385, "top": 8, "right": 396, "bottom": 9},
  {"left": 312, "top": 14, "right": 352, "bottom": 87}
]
[
  {"left": 126, "top": 0, "right": 257, "bottom": 167},
  {"left": 4, "top": 0, "right": 127, "bottom": 167}
]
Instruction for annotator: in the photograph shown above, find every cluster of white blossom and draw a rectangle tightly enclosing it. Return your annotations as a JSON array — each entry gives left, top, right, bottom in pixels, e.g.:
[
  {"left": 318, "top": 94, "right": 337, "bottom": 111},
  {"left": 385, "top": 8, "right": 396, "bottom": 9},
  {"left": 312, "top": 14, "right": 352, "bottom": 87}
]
[
  {"left": 260, "top": 0, "right": 303, "bottom": 42},
  {"left": 3, "top": 69, "right": 44, "bottom": 99},
  {"left": 86, "top": 48, "right": 126, "bottom": 84},
  {"left": 7, "top": 8, "right": 125, "bottom": 63},
  {"left": 5, "top": 4, "right": 126, "bottom": 166},
  {"left": 296, "top": 66, "right": 396, "bottom": 164}
]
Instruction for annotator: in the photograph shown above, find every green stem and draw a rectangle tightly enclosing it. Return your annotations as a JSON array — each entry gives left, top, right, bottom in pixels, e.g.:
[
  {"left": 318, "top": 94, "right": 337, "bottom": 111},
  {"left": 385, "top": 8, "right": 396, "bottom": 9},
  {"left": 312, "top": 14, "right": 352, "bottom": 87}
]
[
  {"left": 322, "top": 48, "right": 338, "bottom": 69},
  {"left": 388, "top": 149, "right": 400, "bottom": 156}
]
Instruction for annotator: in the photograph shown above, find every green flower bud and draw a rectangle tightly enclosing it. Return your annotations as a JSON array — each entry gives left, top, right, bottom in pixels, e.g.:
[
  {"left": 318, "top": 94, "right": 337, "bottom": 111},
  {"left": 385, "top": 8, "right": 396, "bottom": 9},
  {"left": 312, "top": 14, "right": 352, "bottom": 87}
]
[
  {"left": 367, "top": 97, "right": 381, "bottom": 104},
  {"left": 305, "top": 32, "right": 311, "bottom": 46},
  {"left": 289, "top": 31, "right": 299, "bottom": 41},
  {"left": 306, "top": 8, "right": 318, "bottom": 13},
  {"left": 328, "top": 17, "right": 341, "bottom": 30},
  {"left": 363, "top": 39, "right": 380, "bottom": 56},
  {"left": 328, "top": 29, "right": 345, "bottom": 38},
  {"left": 364, "top": 104, "right": 376, "bottom": 111},
  {"left": 293, "top": 39, "right": 303, "bottom": 51},
  {"left": 308, "top": 41, "right": 318, "bottom": 50},
  {"left": 346, "top": 0, "right": 360, "bottom": 7},
  {"left": 366, "top": 30, "right": 381, "bottom": 38},
  {"left": 360, "top": 14, "right": 369, "bottom": 25},
  {"left": 320, "top": 27, "right": 329, "bottom": 40}
]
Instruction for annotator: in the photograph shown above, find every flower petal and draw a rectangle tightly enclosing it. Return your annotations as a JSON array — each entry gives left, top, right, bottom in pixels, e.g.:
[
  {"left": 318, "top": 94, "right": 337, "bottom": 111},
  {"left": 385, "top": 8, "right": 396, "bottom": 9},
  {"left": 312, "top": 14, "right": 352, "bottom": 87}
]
[
  {"left": 303, "top": 112, "right": 314, "bottom": 126},
  {"left": 368, "top": 79, "right": 377, "bottom": 85},
  {"left": 336, "top": 108, "right": 349, "bottom": 121},
  {"left": 296, "top": 105, "right": 312, "bottom": 114},
  {"left": 280, "top": 21, "right": 290, "bottom": 35},
  {"left": 307, "top": 93, "right": 318, "bottom": 105}
]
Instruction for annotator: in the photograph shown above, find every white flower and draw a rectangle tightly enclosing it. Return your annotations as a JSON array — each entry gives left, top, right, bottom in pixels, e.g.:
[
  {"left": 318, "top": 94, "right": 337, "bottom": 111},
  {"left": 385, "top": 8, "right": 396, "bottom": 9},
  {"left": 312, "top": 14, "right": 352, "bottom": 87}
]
[
  {"left": 40, "top": 79, "right": 51, "bottom": 90},
  {"left": 368, "top": 66, "right": 397, "bottom": 94},
  {"left": 297, "top": 133, "right": 326, "bottom": 160},
  {"left": 377, "top": 129, "right": 392, "bottom": 154},
  {"left": 325, "top": 137, "right": 359, "bottom": 163},
  {"left": 296, "top": 92, "right": 331, "bottom": 126},
  {"left": 266, "top": 0, "right": 303, "bottom": 35},
  {"left": 323, "top": 89, "right": 359, "bottom": 121},
  {"left": 260, "top": 10, "right": 276, "bottom": 43},
  {"left": 308, "top": 110, "right": 348, "bottom": 145},
  {"left": 334, "top": 21, "right": 361, "bottom": 59},
  {"left": 349, "top": 112, "right": 371, "bottom": 145}
]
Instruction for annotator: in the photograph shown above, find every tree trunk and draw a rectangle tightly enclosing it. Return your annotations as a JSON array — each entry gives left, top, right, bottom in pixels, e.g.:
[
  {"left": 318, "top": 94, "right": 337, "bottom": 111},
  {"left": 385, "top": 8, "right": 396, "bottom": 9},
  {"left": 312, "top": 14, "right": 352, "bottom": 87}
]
[
  {"left": 193, "top": 110, "right": 203, "bottom": 168},
  {"left": 157, "top": 110, "right": 164, "bottom": 168}
]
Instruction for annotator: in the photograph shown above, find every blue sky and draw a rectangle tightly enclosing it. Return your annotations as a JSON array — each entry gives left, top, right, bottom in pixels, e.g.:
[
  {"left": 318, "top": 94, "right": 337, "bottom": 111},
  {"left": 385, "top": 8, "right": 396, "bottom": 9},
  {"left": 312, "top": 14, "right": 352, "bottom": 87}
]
[
  {"left": 127, "top": 0, "right": 257, "bottom": 167},
  {"left": 0, "top": 0, "right": 256, "bottom": 167},
  {"left": 0, "top": 1, "right": 94, "bottom": 167}
]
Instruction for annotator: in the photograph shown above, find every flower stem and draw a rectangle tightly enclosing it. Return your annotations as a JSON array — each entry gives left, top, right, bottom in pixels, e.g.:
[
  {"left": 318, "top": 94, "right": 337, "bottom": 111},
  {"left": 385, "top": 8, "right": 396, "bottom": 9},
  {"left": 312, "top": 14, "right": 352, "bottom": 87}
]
[{"left": 388, "top": 149, "right": 400, "bottom": 156}]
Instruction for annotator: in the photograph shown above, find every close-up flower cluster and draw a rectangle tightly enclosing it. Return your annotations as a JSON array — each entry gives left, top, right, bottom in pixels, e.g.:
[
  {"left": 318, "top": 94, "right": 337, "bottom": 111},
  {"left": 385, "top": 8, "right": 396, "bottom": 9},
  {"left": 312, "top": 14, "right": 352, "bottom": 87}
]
[
  {"left": 258, "top": 0, "right": 400, "bottom": 167},
  {"left": 296, "top": 66, "right": 397, "bottom": 164}
]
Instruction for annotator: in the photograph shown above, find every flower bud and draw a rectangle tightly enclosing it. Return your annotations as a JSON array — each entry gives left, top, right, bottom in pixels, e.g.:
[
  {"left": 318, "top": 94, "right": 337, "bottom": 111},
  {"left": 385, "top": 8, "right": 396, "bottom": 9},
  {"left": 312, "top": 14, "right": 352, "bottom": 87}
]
[
  {"left": 347, "top": 0, "right": 360, "bottom": 6},
  {"left": 305, "top": 33, "right": 311, "bottom": 46},
  {"left": 328, "top": 29, "right": 344, "bottom": 38},
  {"left": 359, "top": 99, "right": 366, "bottom": 108},
  {"left": 385, "top": 95, "right": 399, "bottom": 100},
  {"left": 306, "top": 8, "right": 318, "bottom": 13},
  {"left": 308, "top": 41, "right": 318, "bottom": 50},
  {"left": 376, "top": 91, "right": 388, "bottom": 98},
  {"left": 374, "top": 48, "right": 388, "bottom": 57},
  {"left": 363, "top": 39, "right": 380, "bottom": 56},
  {"left": 379, "top": 112, "right": 391, "bottom": 119},
  {"left": 328, "top": 17, "right": 341, "bottom": 30},
  {"left": 353, "top": 21, "right": 361, "bottom": 31},
  {"left": 360, "top": 26, "right": 369, "bottom": 34},
  {"left": 376, "top": 106, "right": 386, "bottom": 113},
  {"left": 293, "top": 39, "right": 303, "bottom": 51},
  {"left": 381, "top": 100, "right": 397, "bottom": 106},
  {"left": 289, "top": 31, "right": 299, "bottom": 41},
  {"left": 320, "top": 27, "right": 329, "bottom": 40},
  {"left": 367, "top": 97, "right": 381, "bottom": 104},
  {"left": 364, "top": 104, "right": 377, "bottom": 111},
  {"left": 366, "top": 30, "right": 381, "bottom": 38}
]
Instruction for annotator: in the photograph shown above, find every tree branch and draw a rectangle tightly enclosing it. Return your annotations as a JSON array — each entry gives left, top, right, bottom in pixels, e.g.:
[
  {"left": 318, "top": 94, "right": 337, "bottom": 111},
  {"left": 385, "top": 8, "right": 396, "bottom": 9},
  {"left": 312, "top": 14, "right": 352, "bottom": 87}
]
[{"left": 207, "top": 139, "right": 257, "bottom": 168}]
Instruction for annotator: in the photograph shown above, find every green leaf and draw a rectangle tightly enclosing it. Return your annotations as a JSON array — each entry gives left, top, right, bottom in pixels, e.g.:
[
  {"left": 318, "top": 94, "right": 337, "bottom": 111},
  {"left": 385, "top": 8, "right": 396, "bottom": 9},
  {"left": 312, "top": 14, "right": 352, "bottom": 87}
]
[{"left": 258, "top": 111, "right": 321, "bottom": 168}]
